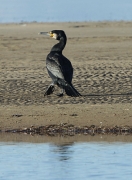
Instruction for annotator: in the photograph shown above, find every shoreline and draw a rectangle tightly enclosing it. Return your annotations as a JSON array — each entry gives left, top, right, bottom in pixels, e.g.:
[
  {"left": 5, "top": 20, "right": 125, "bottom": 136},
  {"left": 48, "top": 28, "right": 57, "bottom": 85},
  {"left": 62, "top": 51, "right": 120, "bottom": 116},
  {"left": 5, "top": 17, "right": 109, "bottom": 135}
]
[
  {"left": 0, "top": 20, "right": 132, "bottom": 24},
  {"left": 0, "top": 103, "right": 132, "bottom": 129}
]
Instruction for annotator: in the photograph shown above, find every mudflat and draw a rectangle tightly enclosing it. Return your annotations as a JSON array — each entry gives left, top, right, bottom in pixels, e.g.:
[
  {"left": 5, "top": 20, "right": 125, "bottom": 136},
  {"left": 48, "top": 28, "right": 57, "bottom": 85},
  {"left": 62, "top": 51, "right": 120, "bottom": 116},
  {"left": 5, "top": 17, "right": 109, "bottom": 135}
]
[{"left": 0, "top": 22, "right": 132, "bottom": 130}]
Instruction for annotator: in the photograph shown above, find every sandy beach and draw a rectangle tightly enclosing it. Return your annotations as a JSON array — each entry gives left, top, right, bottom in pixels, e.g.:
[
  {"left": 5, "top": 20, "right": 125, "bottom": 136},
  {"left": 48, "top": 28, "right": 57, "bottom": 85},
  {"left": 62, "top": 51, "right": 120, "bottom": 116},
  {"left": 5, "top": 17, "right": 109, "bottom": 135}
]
[{"left": 0, "top": 21, "right": 132, "bottom": 131}]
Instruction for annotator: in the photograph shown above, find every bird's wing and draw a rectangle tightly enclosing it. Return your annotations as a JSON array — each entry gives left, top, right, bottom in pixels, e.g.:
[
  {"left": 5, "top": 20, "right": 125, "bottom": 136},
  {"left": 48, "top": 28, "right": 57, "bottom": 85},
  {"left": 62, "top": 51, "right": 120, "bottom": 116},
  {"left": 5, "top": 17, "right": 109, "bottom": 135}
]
[
  {"left": 46, "top": 54, "right": 64, "bottom": 79},
  {"left": 60, "top": 55, "right": 73, "bottom": 83}
]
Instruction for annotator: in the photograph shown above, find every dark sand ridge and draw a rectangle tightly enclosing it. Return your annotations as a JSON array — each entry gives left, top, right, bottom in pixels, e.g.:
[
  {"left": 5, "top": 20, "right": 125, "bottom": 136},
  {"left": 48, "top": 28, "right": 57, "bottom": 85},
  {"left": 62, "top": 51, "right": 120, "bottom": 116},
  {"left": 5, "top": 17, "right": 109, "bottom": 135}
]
[{"left": 0, "top": 22, "right": 132, "bottom": 134}]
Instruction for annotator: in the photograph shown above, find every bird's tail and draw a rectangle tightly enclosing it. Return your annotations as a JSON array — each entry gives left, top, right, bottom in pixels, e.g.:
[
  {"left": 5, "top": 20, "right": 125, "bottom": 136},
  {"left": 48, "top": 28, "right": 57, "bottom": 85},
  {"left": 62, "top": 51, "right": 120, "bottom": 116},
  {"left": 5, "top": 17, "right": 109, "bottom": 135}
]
[
  {"left": 57, "top": 79, "right": 81, "bottom": 97},
  {"left": 64, "top": 83, "right": 81, "bottom": 97}
]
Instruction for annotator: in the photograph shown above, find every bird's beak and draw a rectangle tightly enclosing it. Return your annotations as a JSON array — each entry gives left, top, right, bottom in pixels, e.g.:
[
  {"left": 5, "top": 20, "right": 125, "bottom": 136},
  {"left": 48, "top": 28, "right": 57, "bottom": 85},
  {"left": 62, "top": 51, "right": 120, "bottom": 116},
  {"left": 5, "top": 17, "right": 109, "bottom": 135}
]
[
  {"left": 38, "top": 31, "right": 53, "bottom": 37},
  {"left": 38, "top": 32, "right": 48, "bottom": 36}
]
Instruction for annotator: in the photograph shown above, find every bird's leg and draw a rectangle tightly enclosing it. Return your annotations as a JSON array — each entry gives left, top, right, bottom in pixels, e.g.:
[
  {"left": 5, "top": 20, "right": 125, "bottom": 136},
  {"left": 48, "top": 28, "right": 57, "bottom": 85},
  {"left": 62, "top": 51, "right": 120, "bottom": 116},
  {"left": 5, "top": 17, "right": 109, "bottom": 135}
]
[
  {"left": 44, "top": 83, "right": 55, "bottom": 96},
  {"left": 57, "top": 88, "right": 64, "bottom": 97}
]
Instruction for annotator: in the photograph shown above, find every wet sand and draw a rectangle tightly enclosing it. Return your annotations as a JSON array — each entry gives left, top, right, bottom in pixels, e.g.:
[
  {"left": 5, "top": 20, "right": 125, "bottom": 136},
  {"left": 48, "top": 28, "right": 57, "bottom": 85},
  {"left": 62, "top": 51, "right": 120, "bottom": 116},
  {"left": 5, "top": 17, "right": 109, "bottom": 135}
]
[
  {"left": 0, "top": 22, "right": 132, "bottom": 131},
  {"left": 1, "top": 133, "right": 132, "bottom": 144}
]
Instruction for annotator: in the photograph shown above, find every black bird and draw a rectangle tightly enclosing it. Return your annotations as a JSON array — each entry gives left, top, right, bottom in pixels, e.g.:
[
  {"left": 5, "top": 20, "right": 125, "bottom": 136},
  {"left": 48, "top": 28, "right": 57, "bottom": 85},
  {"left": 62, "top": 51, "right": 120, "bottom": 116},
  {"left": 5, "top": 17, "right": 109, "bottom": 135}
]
[{"left": 39, "top": 30, "right": 81, "bottom": 97}]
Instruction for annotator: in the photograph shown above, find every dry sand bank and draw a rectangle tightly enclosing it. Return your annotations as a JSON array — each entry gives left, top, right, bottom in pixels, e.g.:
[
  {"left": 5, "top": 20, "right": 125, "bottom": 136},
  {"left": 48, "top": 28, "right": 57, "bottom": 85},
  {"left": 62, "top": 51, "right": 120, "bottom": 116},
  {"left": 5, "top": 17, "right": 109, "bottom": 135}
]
[{"left": 0, "top": 22, "right": 132, "bottom": 132}]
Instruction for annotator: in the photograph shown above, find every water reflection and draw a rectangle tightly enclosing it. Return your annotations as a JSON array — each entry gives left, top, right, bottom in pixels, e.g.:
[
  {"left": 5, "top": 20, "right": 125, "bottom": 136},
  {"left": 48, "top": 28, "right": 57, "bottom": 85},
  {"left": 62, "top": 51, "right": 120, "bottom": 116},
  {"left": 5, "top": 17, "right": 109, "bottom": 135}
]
[
  {"left": 51, "top": 143, "right": 74, "bottom": 161},
  {"left": 0, "top": 140, "right": 132, "bottom": 180}
]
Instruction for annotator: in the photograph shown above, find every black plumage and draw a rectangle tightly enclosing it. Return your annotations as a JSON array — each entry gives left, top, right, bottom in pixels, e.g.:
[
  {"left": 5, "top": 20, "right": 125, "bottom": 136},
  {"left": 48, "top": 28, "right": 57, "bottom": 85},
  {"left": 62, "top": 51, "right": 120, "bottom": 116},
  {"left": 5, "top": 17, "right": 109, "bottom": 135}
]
[{"left": 39, "top": 30, "right": 81, "bottom": 97}]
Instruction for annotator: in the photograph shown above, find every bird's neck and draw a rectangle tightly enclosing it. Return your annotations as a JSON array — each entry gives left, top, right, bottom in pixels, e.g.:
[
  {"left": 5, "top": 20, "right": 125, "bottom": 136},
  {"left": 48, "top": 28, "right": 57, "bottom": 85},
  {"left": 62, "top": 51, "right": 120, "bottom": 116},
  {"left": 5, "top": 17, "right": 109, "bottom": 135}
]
[{"left": 50, "top": 37, "right": 67, "bottom": 53}]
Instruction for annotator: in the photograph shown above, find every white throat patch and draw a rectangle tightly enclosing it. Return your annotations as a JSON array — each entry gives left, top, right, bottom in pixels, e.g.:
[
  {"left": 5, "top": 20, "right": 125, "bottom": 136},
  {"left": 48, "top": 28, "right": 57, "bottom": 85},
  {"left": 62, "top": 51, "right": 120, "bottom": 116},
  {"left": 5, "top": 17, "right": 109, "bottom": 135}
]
[{"left": 53, "top": 33, "right": 57, "bottom": 39}]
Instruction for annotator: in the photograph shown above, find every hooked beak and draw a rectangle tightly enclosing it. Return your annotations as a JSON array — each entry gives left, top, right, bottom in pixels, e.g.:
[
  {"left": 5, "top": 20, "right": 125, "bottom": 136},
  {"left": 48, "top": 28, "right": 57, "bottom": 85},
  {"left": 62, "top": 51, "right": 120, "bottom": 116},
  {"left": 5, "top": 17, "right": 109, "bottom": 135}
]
[{"left": 38, "top": 31, "right": 53, "bottom": 37}]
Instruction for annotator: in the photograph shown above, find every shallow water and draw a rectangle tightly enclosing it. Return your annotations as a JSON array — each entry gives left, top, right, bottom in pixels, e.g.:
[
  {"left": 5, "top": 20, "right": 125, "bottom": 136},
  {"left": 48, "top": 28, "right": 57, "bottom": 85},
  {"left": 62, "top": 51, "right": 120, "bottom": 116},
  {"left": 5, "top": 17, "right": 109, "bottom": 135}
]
[
  {"left": 0, "top": 0, "right": 132, "bottom": 23},
  {"left": 0, "top": 140, "right": 132, "bottom": 180}
]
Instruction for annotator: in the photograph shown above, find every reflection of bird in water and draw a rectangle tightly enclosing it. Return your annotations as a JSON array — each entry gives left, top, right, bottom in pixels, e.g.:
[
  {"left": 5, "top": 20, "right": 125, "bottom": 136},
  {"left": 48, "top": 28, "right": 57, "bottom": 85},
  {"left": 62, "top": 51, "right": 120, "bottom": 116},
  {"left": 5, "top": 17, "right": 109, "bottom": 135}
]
[
  {"left": 52, "top": 143, "right": 74, "bottom": 161},
  {"left": 39, "top": 30, "right": 81, "bottom": 97}
]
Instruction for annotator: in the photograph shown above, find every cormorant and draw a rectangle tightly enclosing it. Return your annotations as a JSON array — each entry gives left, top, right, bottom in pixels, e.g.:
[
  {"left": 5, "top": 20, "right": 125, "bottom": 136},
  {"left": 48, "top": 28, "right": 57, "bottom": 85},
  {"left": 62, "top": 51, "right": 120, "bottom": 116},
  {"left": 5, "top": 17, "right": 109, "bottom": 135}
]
[{"left": 39, "top": 30, "right": 81, "bottom": 97}]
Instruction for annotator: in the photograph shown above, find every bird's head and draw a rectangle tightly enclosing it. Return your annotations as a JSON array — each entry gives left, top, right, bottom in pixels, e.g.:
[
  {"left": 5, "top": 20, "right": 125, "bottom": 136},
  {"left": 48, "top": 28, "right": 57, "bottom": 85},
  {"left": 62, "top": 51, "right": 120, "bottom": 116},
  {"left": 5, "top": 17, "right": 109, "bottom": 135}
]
[{"left": 39, "top": 30, "right": 66, "bottom": 41}]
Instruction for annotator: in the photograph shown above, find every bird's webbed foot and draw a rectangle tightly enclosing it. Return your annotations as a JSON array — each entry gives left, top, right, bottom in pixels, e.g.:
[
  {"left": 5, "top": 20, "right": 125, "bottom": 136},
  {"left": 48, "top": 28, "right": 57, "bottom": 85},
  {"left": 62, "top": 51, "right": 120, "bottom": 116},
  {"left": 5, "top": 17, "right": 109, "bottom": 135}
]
[
  {"left": 44, "top": 83, "right": 55, "bottom": 96},
  {"left": 56, "top": 89, "right": 64, "bottom": 97},
  {"left": 57, "top": 93, "right": 64, "bottom": 97}
]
